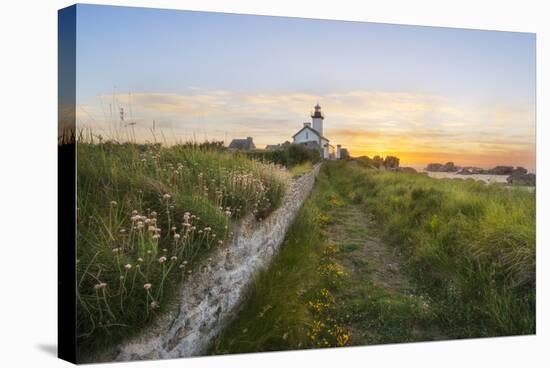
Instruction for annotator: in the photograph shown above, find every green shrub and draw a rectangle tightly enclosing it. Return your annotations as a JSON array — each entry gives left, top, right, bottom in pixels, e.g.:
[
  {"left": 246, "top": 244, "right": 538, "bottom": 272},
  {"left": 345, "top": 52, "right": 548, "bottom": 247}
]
[{"left": 246, "top": 144, "right": 321, "bottom": 167}]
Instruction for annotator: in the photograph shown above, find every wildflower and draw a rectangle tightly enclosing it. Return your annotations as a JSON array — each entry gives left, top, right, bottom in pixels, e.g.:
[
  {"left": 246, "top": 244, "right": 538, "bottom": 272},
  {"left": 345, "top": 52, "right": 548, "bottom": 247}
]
[
  {"left": 148, "top": 225, "right": 156, "bottom": 232},
  {"left": 218, "top": 240, "right": 224, "bottom": 246},
  {"left": 94, "top": 282, "right": 107, "bottom": 290},
  {"left": 163, "top": 193, "right": 171, "bottom": 200},
  {"left": 174, "top": 233, "right": 181, "bottom": 240},
  {"left": 145, "top": 218, "right": 152, "bottom": 225},
  {"left": 150, "top": 301, "right": 159, "bottom": 310},
  {"left": 162, "top": 248, "right": 168, "bottom": 253},
  {"left": 137, "top": 257, "right": 144, "bottom": 263},
  {"left": 152, "top": 234, "right": 161, "bottom": 240},
  {"left": 112, "top": 248, "right": 119, "bottom": 253},
  {"left": 110, "top": 201, "right": 118, "bottom": 207},
  {"left": 124, "top": 263, "right": 132, "bottom": 270},
  {"left": 131, "top": 210, "right": 138, "bottom": 216},
  {"left": 147, "top": 250, "right": 152, "bottom": 255},
  {"left": 119, "top": 228, "right": 126, "bottom": 234},
  {"left": 137, "top": 221, "right": 144, "bottom": 229},
  {"left": 171, "top": 256, "right": 177, "bottom": 261},
  {"left": 158, "top": 256, "right": 167, "bottom": 263},
  {"left": 143, "top": 283, "right": 152, "bottom": 290},
  {"left": 171, "top": 226, "right": 177, "bottom": 231},
  {"left": 150, "top": 211, "right": 157, "bottom": 217}
]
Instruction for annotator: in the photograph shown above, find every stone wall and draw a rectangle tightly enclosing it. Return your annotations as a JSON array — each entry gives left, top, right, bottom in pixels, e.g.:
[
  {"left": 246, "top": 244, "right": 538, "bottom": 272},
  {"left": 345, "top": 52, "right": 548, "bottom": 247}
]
[{"left": 113, "top": 164, "right": 321, "bottom": 361}]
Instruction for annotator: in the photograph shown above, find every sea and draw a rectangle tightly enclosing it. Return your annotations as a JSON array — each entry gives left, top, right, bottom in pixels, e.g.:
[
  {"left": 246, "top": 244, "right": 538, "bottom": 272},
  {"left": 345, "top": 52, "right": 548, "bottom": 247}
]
[{"left": 423, "top": 171, "right": 509, "bottom": 184}]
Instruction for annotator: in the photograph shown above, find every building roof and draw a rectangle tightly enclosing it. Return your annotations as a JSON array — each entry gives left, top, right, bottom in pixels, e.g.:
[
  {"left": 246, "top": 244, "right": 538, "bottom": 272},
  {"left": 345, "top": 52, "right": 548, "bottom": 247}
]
[
  {"left": 292, "top": 126, "right": 330, "bottom": 142},
  {"left": 228, "top": 137, "right": 256, "bottom": 150}
]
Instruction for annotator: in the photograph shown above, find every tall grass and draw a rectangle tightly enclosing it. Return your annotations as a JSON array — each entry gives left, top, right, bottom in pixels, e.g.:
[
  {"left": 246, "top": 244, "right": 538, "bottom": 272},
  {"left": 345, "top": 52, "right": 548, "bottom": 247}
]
[
  {"left": 76, "top": 140, "right": 289, "bottom": 358},
  {"left": 327, "top": 161, "right": 536, "bottom": 337}
]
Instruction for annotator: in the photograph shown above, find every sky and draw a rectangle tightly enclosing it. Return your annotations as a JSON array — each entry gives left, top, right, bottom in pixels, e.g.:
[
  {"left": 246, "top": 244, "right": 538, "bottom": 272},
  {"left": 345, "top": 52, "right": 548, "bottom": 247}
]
[{"left": 73, "top": 4, "right": 536, "bottom": 169}]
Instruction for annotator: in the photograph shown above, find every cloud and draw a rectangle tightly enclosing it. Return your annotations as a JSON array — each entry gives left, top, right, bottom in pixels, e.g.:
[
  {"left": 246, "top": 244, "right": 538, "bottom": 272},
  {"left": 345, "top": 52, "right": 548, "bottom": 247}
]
[{"left": 75, "top": 89, "right": 535, "bottom": 168}]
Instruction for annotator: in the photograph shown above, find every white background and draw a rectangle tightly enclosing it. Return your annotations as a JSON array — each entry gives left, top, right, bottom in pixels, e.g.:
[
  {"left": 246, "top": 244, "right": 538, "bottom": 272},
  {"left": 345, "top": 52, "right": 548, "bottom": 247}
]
[{"left": 0, "top": 0, "right": 547, "bottom": 366}]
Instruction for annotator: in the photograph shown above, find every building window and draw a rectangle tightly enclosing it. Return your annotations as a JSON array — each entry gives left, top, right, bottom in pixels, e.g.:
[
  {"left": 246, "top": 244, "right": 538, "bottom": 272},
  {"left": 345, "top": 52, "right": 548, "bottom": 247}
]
[{"left": 306, "top": 132, "right": 308, "bottom": 139}]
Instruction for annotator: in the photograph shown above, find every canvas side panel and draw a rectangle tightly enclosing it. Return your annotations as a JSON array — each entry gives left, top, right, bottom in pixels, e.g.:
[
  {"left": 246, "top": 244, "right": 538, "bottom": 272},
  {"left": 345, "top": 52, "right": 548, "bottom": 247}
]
[{"left": 58, "top": 4, "right": 77, "bottom": 364}]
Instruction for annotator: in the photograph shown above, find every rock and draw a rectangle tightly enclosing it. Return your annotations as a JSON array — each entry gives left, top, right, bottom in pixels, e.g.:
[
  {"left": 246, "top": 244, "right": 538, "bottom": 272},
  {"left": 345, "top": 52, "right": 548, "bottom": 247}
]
[
  {"left": 512, "top": 166, "right": 528, "bottom": 175},
  {"left": 488, "top": 166, "right": 514, "bottom": 175},
  {"left": 471, "top": 167, "right": 487, "bottom": 174},
  {"left": 457, "top": 166, "right": 486, "bottom": 175},
  {"left": 457, "top": 168, "right": 473, "bottom": 175},
  {"left": 507, "top": 172, "right": 536, "bottom": 186},
  {"left": 425, "top": 163, "right": 443, "bottom": 172},
  {"left": 397, "top": 167, "right": 417, "bottom": 173},
  {"left": 443, "top": 162, "right": 459, "bottom": 172},
  {"left": 425, "top": 162, "right": 459, "bottom": 172}
]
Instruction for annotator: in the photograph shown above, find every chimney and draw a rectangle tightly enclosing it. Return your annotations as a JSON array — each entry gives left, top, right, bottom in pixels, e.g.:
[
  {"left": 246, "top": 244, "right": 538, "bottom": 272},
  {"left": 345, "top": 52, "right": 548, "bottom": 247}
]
[{"left": 304, "top": 122, "right": 311, "bottom": 128}]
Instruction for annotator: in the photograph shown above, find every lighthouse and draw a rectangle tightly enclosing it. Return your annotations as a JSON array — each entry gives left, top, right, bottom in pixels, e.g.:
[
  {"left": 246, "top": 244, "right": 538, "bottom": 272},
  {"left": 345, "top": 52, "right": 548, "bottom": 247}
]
[
  {"left": 292, "top": 103, "right": 347, "bottom": 160},
  {"left": 311, "top": 103, "right": 324, "bottom": 136}
]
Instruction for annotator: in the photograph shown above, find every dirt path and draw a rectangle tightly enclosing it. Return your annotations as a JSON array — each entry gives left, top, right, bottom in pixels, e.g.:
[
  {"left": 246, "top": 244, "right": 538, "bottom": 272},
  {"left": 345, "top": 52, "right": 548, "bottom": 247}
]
[
  {"left": 326, "top": 201, "right": 445, "bottom": 344},
  {"left": 330, "top": 206, "right": 407, "bottom": 292}
]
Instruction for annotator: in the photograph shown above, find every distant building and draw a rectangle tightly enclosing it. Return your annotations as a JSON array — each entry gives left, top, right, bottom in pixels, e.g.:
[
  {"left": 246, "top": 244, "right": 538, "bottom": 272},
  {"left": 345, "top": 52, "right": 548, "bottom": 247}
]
[
  {"left": 228, "top": 137, "right": 256, "bottom": 151},
  {"left": 340, "top": 148, "right": 350, "bottom": 159}
]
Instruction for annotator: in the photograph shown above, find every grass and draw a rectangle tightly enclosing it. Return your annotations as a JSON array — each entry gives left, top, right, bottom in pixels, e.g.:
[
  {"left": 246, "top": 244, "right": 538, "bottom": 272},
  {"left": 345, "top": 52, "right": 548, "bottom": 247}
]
[
  {"left": 327, "top": 161, "right": 536, "bottom": 337},
  {"left": 212, "top": 160, "right": 535, "bottom": 354},
  {"left": 76, "top": 140, "right": 289, "bottom": 358},
  {"left": 289, "top": 161, "right": 314, "bottom": 178}
]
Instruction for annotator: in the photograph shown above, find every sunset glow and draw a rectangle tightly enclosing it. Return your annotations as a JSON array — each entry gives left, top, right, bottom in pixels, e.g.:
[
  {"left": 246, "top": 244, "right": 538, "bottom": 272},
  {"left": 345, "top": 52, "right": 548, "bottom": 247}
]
[{"left": 73, "top": 5, "right": 536, "bottom": 170}]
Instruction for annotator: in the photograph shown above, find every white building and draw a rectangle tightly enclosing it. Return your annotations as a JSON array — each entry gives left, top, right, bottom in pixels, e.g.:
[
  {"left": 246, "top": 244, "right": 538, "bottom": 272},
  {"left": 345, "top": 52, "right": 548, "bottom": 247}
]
[{"left": 292, "top": 104, "right": 336, "bottom": 159}]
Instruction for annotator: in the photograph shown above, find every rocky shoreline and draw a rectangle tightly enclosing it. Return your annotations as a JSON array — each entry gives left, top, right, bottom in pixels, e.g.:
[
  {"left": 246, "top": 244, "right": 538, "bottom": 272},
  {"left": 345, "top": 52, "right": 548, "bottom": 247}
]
[{"left": 425, "top": 162, "right": 535, "bottom": 186}]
